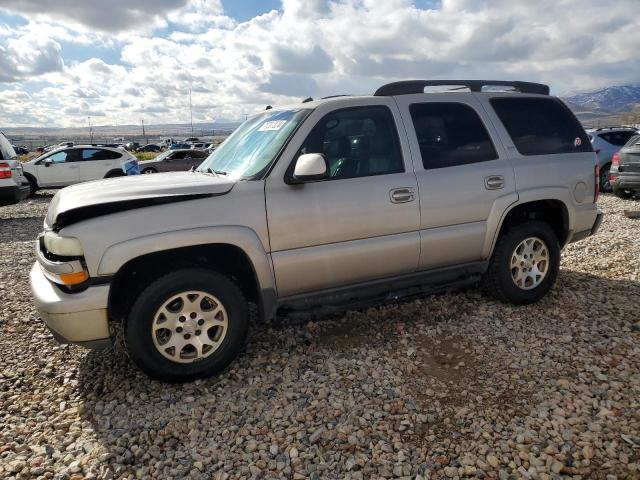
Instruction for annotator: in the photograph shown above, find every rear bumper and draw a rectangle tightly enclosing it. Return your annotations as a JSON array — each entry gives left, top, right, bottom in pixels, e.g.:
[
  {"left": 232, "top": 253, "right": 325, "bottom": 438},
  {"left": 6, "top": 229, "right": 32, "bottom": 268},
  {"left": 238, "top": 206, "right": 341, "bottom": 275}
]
[
  {"left": 611, "top": 174, "right": 640, "bottom": 190},
  {"left": 570, "top": 211, "right": 604, "bottom": 243},
  {"left": 30, "top": 262, "right": 112, "bottom": 349},
  {"left": 0, "top": 182, "right": 30, "bottom": 206}
]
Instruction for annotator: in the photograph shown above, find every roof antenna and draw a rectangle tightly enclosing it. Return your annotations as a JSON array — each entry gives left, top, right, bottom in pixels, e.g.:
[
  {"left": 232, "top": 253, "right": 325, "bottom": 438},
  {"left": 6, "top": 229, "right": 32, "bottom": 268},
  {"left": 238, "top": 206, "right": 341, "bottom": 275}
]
[
  {"left": 265, "top": 105, "right": 272, "bottom": 110},
  {"left": 301, "top": 97, "right": 313, "bottom": 103}
]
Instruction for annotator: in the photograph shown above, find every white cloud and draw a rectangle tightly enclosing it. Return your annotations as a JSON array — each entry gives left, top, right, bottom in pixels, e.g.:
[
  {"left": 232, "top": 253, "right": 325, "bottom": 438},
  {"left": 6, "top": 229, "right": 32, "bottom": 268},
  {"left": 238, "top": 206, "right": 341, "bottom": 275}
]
[{"left": 0, "top": 0, "right": 639, "bottom": 127}]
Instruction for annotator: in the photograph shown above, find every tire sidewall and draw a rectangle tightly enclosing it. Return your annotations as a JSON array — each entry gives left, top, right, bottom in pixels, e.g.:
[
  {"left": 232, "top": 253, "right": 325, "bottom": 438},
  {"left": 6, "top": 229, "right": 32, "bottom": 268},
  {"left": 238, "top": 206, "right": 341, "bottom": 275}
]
[
  {"left": 494, "top": 222, "right": 560, "bottom": 304},
  {"left": 125, "top": 269, "right": 248, "bottom": 382}
]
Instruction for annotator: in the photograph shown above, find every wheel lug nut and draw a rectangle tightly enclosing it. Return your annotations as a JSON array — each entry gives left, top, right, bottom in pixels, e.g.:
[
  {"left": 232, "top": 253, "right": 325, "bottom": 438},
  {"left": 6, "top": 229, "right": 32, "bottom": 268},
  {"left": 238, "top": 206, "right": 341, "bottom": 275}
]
[
  {"left": 190, "top": 312, "right": 197, "bottom": 319},
  {"left": 198, "top": 319, "right": 204, "bottom": 326},
  {"left": 195, "top": 330, "right": 201, "bottom": 335},
  {"left": 176, "top": 327, "right": 183, "bottom": 333},
  {"left": 179, "top": 316, "right": 186, "bottom": 322},
  {"left": 184, "top": 333, "right": 191, "bottom": 339}
]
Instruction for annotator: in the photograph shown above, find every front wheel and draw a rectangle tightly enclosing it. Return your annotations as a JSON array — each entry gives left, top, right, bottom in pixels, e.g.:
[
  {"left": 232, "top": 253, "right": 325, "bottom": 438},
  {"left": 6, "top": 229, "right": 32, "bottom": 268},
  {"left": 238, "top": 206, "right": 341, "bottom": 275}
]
[
  {"left": 124, "top": 268, "right": 249, "bottom": 382},
  {"left": 481, "top": 221, "right": 560, "bottom": 305},
  {"left": 141, "top": 167, "right": 157, "bottom": 174}
]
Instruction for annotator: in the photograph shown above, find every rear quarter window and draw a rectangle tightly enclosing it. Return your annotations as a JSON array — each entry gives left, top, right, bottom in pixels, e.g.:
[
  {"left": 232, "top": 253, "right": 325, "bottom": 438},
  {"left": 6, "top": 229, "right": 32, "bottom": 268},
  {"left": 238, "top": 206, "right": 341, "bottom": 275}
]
[{"left": 490, "top": 97, "right": 592, "bottom": 156}]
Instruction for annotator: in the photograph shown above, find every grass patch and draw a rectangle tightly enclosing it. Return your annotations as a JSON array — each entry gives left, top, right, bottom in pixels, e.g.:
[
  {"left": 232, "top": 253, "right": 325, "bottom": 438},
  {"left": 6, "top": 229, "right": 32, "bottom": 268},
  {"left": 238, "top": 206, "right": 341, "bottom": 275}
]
[{"left": 135, "top": 152, "right": 160, "bottom": 162}]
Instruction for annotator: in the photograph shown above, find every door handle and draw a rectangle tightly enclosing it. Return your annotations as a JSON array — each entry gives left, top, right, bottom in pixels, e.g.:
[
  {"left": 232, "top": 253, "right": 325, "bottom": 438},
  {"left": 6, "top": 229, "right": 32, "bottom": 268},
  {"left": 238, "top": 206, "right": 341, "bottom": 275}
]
[
  {"left": 390, "top": 187, "right": 415, "bottom": 203},
  {"left": 484, "top": 175, "right": 504, "bottom": 190}
]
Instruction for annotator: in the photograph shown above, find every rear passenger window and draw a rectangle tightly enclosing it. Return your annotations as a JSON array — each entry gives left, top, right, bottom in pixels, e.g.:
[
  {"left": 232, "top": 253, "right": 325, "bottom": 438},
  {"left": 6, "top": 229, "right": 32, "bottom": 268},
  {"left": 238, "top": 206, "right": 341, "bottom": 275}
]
[
  {"left": 81, "top": 149, "right": 122, "bottom": 160},
  {"left": 491, "top": 98, "right": 592, "bottom": 156},
  {"left": 599, "top": 131, "right": 635, "bottom": 147},
  {"left": 409, "top": 103, "right": 497, "bottom": 170},
  {"left": 299, "top": 106, "right": 404, "bottom": 180}
]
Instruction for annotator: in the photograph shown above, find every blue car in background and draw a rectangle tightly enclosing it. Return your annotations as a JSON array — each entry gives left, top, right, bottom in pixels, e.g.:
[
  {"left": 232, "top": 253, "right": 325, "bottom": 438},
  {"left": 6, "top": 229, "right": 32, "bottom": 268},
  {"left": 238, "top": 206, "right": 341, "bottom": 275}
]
[{"left": 170, "top": 143, "right": 191, "bottom": 150}]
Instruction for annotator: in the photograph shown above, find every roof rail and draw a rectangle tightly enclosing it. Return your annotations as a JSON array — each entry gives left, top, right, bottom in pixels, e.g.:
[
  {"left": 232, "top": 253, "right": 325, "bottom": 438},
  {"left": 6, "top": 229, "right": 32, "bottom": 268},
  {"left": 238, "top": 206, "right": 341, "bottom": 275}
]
[{"left": 374, "top": 80, "right": 550, "bottom": 96}]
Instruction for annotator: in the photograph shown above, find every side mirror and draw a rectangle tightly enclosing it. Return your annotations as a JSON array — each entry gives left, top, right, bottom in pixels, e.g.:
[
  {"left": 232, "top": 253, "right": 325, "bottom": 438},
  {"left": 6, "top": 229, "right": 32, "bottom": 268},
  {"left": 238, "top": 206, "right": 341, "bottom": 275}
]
[
  {"left": 287, "top": 153, "right": 329, "bottom": 184},
  {"left": 43, "top": 158, "right": 52, "bottom": 167}
]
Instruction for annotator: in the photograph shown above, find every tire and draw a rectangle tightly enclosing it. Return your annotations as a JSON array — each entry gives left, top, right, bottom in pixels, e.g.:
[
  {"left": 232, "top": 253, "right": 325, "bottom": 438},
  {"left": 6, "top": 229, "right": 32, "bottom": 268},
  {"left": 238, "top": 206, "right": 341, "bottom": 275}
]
[
  {"left": 124, "top": 268, "right": 249, "bottom": 382},
  {"left": 599, "top": 164, "right": 612, "bottom": 193},
  {"left": 481, "top": 221, "right": 560, "bottom": 305},
  {"left": 26, "top": 177, "right": 38, "bottom": 197},
  {"left": 105, "top": 170, "right": 125, "bottom": 178},
  {"left": 613, "top": 188, "right": 634, "bottom": 199},
  {"left": 141, "top": 167, "right": 157, "bottom": 174}
]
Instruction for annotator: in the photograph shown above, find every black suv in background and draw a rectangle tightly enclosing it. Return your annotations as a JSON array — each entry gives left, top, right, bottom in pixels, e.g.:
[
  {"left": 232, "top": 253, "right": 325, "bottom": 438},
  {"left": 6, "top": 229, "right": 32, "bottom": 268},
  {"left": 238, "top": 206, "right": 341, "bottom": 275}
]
[{"left": 610, "top": 134, "right": 640, "bottom": 199}]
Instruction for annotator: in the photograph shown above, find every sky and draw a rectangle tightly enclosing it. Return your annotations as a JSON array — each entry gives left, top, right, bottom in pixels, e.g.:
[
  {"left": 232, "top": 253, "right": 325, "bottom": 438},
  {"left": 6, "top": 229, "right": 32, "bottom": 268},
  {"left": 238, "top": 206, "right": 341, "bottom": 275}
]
[{"left": 0, "top": 0, "right": 638, "bottom": 128}]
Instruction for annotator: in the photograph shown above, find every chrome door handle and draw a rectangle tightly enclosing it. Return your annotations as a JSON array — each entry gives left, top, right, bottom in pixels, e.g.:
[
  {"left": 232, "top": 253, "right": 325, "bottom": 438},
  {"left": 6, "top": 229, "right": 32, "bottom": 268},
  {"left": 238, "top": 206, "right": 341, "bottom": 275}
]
[
  {"left": 390, "top": 187, "right": 415, "bottom": 203},
  {"left": 485, "top": 175, "right": 504, "bottom": 190}
]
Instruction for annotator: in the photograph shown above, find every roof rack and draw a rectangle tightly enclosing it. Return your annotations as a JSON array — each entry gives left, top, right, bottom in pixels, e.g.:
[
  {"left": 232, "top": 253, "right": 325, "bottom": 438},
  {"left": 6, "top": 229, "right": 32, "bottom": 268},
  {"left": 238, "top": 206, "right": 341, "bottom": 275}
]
[
  {"left": 594, "top": 126, "right": 637, "bottom": 131},
  {"left": 374, "top": 80, "right": 550, "bottom": 96}
]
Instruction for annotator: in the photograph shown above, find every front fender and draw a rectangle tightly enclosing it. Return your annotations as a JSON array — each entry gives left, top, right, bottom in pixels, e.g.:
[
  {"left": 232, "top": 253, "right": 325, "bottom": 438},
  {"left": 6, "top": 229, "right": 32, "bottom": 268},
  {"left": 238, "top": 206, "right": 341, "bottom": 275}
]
[{"left": 97, "top": 226, "right": 277, "bottom": 312}]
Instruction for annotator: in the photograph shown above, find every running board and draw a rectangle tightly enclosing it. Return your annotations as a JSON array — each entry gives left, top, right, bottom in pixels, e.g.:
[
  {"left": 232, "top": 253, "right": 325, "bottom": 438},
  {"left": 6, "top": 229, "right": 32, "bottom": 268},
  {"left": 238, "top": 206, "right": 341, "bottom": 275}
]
[{"left": 276, "top": 262, "right": 486, "bottom": 320}]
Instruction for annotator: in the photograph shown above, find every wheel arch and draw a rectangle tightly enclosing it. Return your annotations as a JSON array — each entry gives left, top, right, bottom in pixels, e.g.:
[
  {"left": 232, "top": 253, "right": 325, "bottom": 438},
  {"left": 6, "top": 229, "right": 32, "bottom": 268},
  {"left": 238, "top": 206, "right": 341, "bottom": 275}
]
[
  {"left": 486, "top": 197, "right": 570, "bottom": 258},
  {"left": 104, "top": 169, "right": 125, "bottom": 178},
  {"left": 103, "top": 228, "right": 276, "bottom": 324},
  {"left": 23, "top": 171, "right": 38, "bottom": 187}
]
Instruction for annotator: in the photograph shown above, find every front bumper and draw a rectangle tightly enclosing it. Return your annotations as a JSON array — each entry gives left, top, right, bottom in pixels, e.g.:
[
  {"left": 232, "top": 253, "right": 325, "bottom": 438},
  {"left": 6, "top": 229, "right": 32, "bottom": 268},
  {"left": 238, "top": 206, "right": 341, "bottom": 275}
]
[
  {"left": 30, "top": 262, "right": 112, "bottom": 349},
  {"left": 0, "top": 182, "right": 30, "bottom": 206}
]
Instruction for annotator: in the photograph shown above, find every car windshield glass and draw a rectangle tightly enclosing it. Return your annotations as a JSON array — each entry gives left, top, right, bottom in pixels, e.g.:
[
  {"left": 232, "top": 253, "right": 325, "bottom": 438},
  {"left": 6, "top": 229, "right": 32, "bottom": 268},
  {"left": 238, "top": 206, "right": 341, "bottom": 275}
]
[
  {"left": 624, "top": 134, "right": 640, "bottom": 147},
  {"left": 154, "top": 150, "right": 173, "bottom": 161},
  {"left": 197, "top": 109, "right": 311, "bottom": 179}
]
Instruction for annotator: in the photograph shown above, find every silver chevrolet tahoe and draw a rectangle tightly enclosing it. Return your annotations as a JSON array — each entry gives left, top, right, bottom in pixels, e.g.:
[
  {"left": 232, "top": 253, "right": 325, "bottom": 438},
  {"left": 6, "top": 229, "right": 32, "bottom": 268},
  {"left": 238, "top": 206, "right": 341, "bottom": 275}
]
[{"left": 30, "top": 80, "right": 603, "bottom": 382}]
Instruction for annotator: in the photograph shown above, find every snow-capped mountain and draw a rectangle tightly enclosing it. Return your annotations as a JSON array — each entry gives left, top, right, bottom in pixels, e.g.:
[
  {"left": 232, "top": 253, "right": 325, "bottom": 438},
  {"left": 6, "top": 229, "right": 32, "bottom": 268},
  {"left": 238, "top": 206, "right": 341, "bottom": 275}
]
[{"left": 562, "top": 85, "right": 640, "bottom": 114}]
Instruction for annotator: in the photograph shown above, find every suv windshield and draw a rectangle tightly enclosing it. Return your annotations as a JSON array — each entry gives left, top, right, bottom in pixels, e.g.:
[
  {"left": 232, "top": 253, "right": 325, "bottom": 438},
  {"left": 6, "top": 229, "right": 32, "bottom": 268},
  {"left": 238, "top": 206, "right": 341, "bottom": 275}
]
[{"left": 198, "top": 109, "right": 310, "bottom": 179}]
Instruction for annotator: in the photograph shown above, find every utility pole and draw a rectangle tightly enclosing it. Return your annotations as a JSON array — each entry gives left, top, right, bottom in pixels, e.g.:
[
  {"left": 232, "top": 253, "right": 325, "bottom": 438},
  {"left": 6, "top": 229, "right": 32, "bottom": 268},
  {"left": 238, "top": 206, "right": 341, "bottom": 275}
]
[
  {"left": 88, "top": 116, "right": 93, "bottom": 143},
  {"left": 189, "top": 88, "right": 194, "bottom": 136},
  {"left": 141, "top": 118, "right": 147, "bottom": 144}
]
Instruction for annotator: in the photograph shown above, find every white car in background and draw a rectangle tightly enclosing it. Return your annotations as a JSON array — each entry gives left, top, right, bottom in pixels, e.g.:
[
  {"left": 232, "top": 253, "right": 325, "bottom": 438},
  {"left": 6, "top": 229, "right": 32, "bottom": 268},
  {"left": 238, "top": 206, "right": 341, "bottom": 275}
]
[
  {"left": 0, "top": 132, "right": 31, "bottom": 206},
  {"left": 22, "top": 145, "right": 139, "bottom": 195}
]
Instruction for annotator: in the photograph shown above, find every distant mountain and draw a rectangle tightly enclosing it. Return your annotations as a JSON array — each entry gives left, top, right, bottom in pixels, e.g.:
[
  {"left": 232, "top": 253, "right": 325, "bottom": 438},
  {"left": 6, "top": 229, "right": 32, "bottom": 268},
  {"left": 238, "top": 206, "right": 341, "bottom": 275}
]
[{"left": 562, "top": 85, "right": 640, "bottom": 115}]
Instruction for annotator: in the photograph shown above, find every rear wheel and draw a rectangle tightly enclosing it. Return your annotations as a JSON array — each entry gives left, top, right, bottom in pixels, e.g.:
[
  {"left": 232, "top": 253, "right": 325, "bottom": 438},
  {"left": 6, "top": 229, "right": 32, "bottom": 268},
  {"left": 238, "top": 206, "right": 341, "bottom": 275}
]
[
  {"left": 599, "top": 164, "right": 612, "bottom": 193},
  {"left": 481, "top": 221, "right": 560, "bottom": 304},
  {"left": 141, "top": 167, "right": 157, "bottom": 174},
  {"left": 124, "top": 268, "right": 249, "bottom": 382},
  {"left": 105, "top": 170, "right": 125, "bottom": 178},
  {"left": 613, "top": 188, "right": 634, "bottom": 199}
]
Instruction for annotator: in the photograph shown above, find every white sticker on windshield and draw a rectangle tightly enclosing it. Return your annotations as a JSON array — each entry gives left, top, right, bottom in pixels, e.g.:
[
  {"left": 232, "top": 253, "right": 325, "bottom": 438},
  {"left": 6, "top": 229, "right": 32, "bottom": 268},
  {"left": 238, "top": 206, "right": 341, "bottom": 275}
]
[{"left": 258, "top": 120, "right": 287, "bottom": 131}]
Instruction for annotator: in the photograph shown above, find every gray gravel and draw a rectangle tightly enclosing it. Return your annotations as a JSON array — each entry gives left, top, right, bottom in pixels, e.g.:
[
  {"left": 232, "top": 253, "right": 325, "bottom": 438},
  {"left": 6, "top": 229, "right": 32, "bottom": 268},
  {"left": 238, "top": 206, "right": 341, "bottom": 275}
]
[{"left": 1, "top": 192, "right": 639, "bottom": 479}]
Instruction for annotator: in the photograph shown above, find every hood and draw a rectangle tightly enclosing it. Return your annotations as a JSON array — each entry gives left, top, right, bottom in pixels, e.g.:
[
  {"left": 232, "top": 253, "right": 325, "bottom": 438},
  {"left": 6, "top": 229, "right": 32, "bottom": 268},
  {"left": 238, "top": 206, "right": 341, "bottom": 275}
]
[{"left": 46, "top": 171, "right": 235, "bottom": 230}]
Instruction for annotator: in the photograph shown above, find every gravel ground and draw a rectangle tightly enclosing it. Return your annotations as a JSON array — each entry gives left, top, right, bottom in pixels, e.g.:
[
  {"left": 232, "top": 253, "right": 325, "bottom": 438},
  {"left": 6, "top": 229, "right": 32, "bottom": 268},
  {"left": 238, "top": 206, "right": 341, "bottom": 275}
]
[{"left": 1, "top": 192, "right": 639, "bottom": 480}]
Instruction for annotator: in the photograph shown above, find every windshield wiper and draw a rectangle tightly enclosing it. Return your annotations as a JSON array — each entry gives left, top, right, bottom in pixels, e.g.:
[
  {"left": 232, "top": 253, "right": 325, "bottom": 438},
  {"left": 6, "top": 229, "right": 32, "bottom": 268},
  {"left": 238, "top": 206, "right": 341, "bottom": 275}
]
[{"left": 206, "top": 168, "right": 228, "bottom": 176}]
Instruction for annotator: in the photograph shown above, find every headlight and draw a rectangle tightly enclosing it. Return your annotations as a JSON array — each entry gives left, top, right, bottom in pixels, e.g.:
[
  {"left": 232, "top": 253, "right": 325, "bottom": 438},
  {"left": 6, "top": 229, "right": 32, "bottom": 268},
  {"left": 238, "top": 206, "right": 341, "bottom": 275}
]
[{"left": 43, "top": 231, "right": 84, "bottom": 257}]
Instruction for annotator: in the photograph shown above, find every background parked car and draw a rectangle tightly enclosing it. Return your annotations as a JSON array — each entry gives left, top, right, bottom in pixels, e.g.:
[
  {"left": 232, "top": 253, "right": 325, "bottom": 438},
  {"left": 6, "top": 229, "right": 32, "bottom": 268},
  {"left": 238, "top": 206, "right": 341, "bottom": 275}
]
[
  {"left": 588, "top": 127, "right": 639, "bottom": 192},
  {"left": 609, "top": 134, "right": 640, "bottom": 199},
  {"left": 125, "top": 142, "right": 140, "bottom": 151},
  {"left": 139, "top": 148, "right": 208, "bottom": 173},
  {"left": 11, "top": 145, "right": 29, "bottom": 155},
  {"left": 136, "top": 144, "right": 161, "bottom": 153},
  {"left": 190, "top": 142, "right": 206, "bottom": 150},
  {"left": 170, "top": 142, "right": 191, "bottom": 150},
  {"left": 184, "top": 137, "right": 200, "bottom": 143},
  {"left": 22, "top": 145, "right": 138, "bottom": 194},
  {"left": 0, "top": 133, "right": 30, "bottom": 206}
]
